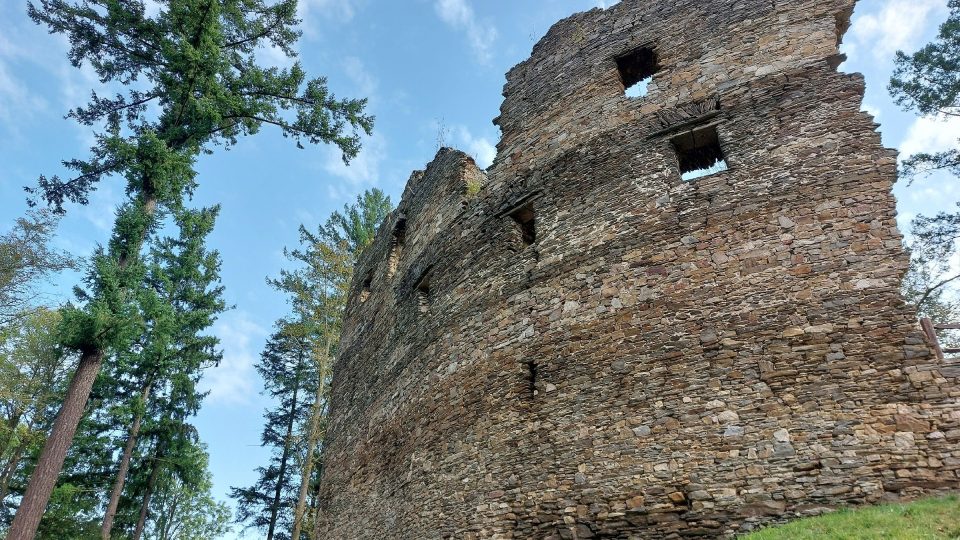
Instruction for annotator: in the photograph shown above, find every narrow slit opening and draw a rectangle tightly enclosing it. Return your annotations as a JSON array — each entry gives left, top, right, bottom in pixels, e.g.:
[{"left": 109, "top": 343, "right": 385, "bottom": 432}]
[
  {"left": 616, "top": 46, "right": 659, "bottom": 99},
  {"left": 670, "top": 125, "right": 729, "bottom": 181},
  {"left": 525, "top": 360, "right": 538, "bottom": 398}
]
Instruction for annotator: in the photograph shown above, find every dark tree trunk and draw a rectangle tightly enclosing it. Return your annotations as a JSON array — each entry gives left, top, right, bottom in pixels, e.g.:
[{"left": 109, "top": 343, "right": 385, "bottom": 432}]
[
  {"left": 268, "top": 354, "right": 303, "bottom": 540},
  {"left": 6, "top": 349, "right": 104, "bottom": 539},
  {"left": 101, "top": 381, "right": 152, "bottom": 540},
  {"left": 8, "top": 195, "right": 156, "bottom": 540},
  {"left": 133, "top": 444, "right": 164, "bottom": 540},
  {"left": 0, "top": 438, "right": 30, "bottom": 504}
]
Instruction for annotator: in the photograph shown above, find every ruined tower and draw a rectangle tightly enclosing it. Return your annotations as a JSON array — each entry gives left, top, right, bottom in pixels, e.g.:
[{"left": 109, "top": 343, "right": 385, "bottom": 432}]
[{"left": 318, "top": 0, "right": 960, "bottom": 537}]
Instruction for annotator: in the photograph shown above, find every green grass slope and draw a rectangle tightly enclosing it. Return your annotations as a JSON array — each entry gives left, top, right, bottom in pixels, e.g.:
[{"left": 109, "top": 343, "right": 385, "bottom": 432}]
[{"left": 743, "top": 496, "right": 960, "bottom": 539}]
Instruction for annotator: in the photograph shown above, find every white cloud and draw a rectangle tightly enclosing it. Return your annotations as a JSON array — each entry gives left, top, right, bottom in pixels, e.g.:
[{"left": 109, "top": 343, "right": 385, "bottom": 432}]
[
  {"left": 455, "top": 126, "right": 496, "bottom": 169},
  {"left": 343, "top": 56, "right": 378, "bottom": 101},
  {"left": 434, "top": 0, "right": 498, "bottom": 64},
  {"left": 899, "top": 114, "right": 960, "bottom": 160},
  {"left": 322, "top": 132, "right": 386, "bottom": 186},
  {"left": 861, "top": 103, "right": 882, "bottom": 120},
  {"left": 80, "top": 182, "right": 121, "bottom": 233},
  {"left": 847, "top": 0, "right": 946, "bottom": 61},
  {"left": 200, "top": 312, "right": 266, "bottom": 405},
  {"left": 298, "top": 0, "right": 356, "bottom": 37},
  {"left": 0, "top": 33, "right": 48, "bottom": 136}
]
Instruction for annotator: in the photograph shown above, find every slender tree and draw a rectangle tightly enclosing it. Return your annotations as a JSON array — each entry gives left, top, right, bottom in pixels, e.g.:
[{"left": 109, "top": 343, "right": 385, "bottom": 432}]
[
  {"left": 230, "top": 325, "right": 315, "bottom": 540},
  {"left": 269, "top": 189, "right": 391, "bottom": 539},
  {"left": 101, "top": 206, "right": 225, "bottom": 539},
  {"left": 12, "top": 0, "right": 372, "bottom": 537}
]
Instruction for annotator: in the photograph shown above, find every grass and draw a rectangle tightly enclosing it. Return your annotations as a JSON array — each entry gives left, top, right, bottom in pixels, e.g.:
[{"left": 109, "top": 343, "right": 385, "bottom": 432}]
[{"left": 743, "top": 496, "right": 960, "bottom": 540}]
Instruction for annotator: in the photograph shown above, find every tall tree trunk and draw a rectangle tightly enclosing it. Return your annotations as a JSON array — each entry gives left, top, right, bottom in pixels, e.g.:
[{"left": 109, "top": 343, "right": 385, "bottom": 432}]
[
  {"left": 133, "top": 443, "right": 164, "bottom": 540},
  {"left": 268, "top": 353, "right": 303, "bottom": 540},
  {"left": 7, "top": 196, "right": 156, "bottom": 540},
  {"left": 291, "top": 382, "right": 322, "bottom": 540},
  {"left": 101, "top": 381, "right": 152, "bottom": 540},
  {"left": 292, "top": 338, "right": 331, "bottom": 540},
  {"left": 6, "top": 349, "right": 104, "bottom": 539}
]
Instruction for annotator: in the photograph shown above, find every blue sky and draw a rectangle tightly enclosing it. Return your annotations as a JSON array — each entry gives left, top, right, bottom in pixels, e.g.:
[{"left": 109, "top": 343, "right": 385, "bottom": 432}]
[{"left": 1, "top": 0, "right": 958, "bottom": 537}]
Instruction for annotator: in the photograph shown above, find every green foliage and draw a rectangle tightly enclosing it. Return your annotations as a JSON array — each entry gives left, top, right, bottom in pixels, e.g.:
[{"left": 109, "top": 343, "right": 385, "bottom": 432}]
[
  {"left": 27, "top": 0, "right": 373, "bottom": 214},
  {"left": 146, "top": 444, "right": 231, "bottom": 540},
  {"left": 35, "top": 483, "right": 100, "bottom": 540},
  {"left": 889, "top": 1, "right": 960, "bottom": 315},
  {"left": 27, "top": 0, "right": 374, "bottom": 359},
  {"left": 323, "top": 188, "right": 394, "bottom": 258},
  {"left": 744, "top": 496, "right": 960, "bottom": 540},
  {"left": 239, "top": 189, "right": 393, "bottom": 539},
  {"left": 0, "top": 308, "right": 72, "bottom": 517},
  {"left": 12, "top": 0, "right": 373, "bottom": 535},
  {"left": 0, "top": 211, "right": 76, "bottom": 324},
  {"left": 230, "top": 324, "right": 314, "bottom": 540},
  {"left": 890, "top": 0, "right": 960, "bottom": 179}
]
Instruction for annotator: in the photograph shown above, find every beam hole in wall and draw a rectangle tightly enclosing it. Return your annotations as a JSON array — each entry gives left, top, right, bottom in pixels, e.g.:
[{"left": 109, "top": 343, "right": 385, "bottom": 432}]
[
  {"left": 671, "top": 125, "right": 729, "bottom": 181},
  {"left": 616, "top": 46, "right": 658, "bottom": 98},
  {"left": 360, "top": 271, "right": 373, "bottom": 303},
  {"left": 508, "top": 204, "right": 536, "bottom": 246},
  {"left": 415, "top": 267, "right": 433, "bottom": 313}
]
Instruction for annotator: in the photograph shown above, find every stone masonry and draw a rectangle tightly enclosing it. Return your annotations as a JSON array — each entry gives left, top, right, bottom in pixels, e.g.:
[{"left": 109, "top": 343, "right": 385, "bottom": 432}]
[{"left": 317, "top": 0, "right": 960, "bottom": 537}]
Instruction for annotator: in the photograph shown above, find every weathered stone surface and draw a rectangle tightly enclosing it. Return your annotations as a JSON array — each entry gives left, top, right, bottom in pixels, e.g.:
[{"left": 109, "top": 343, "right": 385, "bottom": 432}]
[{"left": 317, "top": 0, "right": 960, "bottom": 538}]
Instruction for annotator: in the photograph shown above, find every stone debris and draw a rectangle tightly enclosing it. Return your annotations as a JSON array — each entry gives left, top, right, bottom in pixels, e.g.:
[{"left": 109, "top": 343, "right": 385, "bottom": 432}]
[{"left": 317, "top": 0, "right": 960, "bottom": 538}]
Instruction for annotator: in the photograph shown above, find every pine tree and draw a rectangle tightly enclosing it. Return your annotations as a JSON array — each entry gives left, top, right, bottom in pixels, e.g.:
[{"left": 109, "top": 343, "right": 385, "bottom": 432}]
[
  {"left": 101, "top": 206, "right": 226, "bottom": 539},
  {"left": 268, "top": 189, "right": 391, "bottom": 539},
  {"left": 890, "top": 0, "right": 960, "bottom": 179},
  {"left": 889, "top": 1, "right": 960, "bottom": 315},
  {"left": 230, "top": 324, "right": 315, "bottom": 540},
  {"left": 12, "top": 1, "right": 372, "bottom": 537}
]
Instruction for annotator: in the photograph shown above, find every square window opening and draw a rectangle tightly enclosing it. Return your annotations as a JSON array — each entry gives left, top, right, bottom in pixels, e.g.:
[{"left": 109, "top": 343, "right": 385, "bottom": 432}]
[
  {"left": 671, "top": 125, "right": 729, "bottom": 182},
  {"left": 616, "top": 47, "right": 658, "bottom": 98},
  {"left": 509, "top": 204, "right": 536, "bottom": 246},
  {"left": 415, "top": 267, "right": 433, "bottom": 313}
]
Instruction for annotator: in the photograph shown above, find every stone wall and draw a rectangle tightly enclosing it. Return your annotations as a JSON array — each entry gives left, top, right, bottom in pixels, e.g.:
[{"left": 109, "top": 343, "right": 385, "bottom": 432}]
[{"left": 317, "top": 0, "right": 960, "bottom": 537}]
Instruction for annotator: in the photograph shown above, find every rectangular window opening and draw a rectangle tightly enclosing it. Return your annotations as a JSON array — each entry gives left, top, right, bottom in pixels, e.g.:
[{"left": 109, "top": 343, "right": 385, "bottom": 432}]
[
  {"left": 387, "top": 217, "right": 407, "bottom": 279},
  {"left": 671, "top": 125, "right": 729, "bottom": 182},
  {"left": 509, "top": 204, "right": 536, "bottom": 246},
  {"left": 359, "top": 271, "right": 373, "bottom": 303},
  {"left": 616, "top": 46, "right": 658, "bottom": 99},
  {"left": 414, "top": 267, "right": 433, "bottom": 313}
]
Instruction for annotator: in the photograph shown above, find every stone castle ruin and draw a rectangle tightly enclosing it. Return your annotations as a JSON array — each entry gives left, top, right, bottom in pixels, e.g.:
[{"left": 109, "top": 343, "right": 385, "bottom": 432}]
[{"left": 317, "top": 0, "right": 960, "bottom": 537}]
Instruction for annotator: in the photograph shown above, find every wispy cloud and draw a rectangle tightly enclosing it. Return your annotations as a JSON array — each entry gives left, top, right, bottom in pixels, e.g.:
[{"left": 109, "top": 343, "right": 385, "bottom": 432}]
[
  {"left": 298, "top": 0, "right": 357, "bottom": 37},
  {"left": 455, "top": 126, "right": 496, "bottom": 169},
  {"left": 342, "top": 56, "right": 378, "bottom": 101},
  {"left": 201, "top": 312, "right": 266, "bottom": 405},
  {"left": 899, "top": 114, "right": 960, "bottom": 161},
  {"left": 846, "top": 0, "right": 946, "bottom": 61},
  {"left": 322, "top": 132, "right": 387, "bottom": 187},
  {"left": 0, "top": 33, "right": 49, "bottom": 137},
  {"left": 433, "top": 0, "right": 498, "bottom": 64}
]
